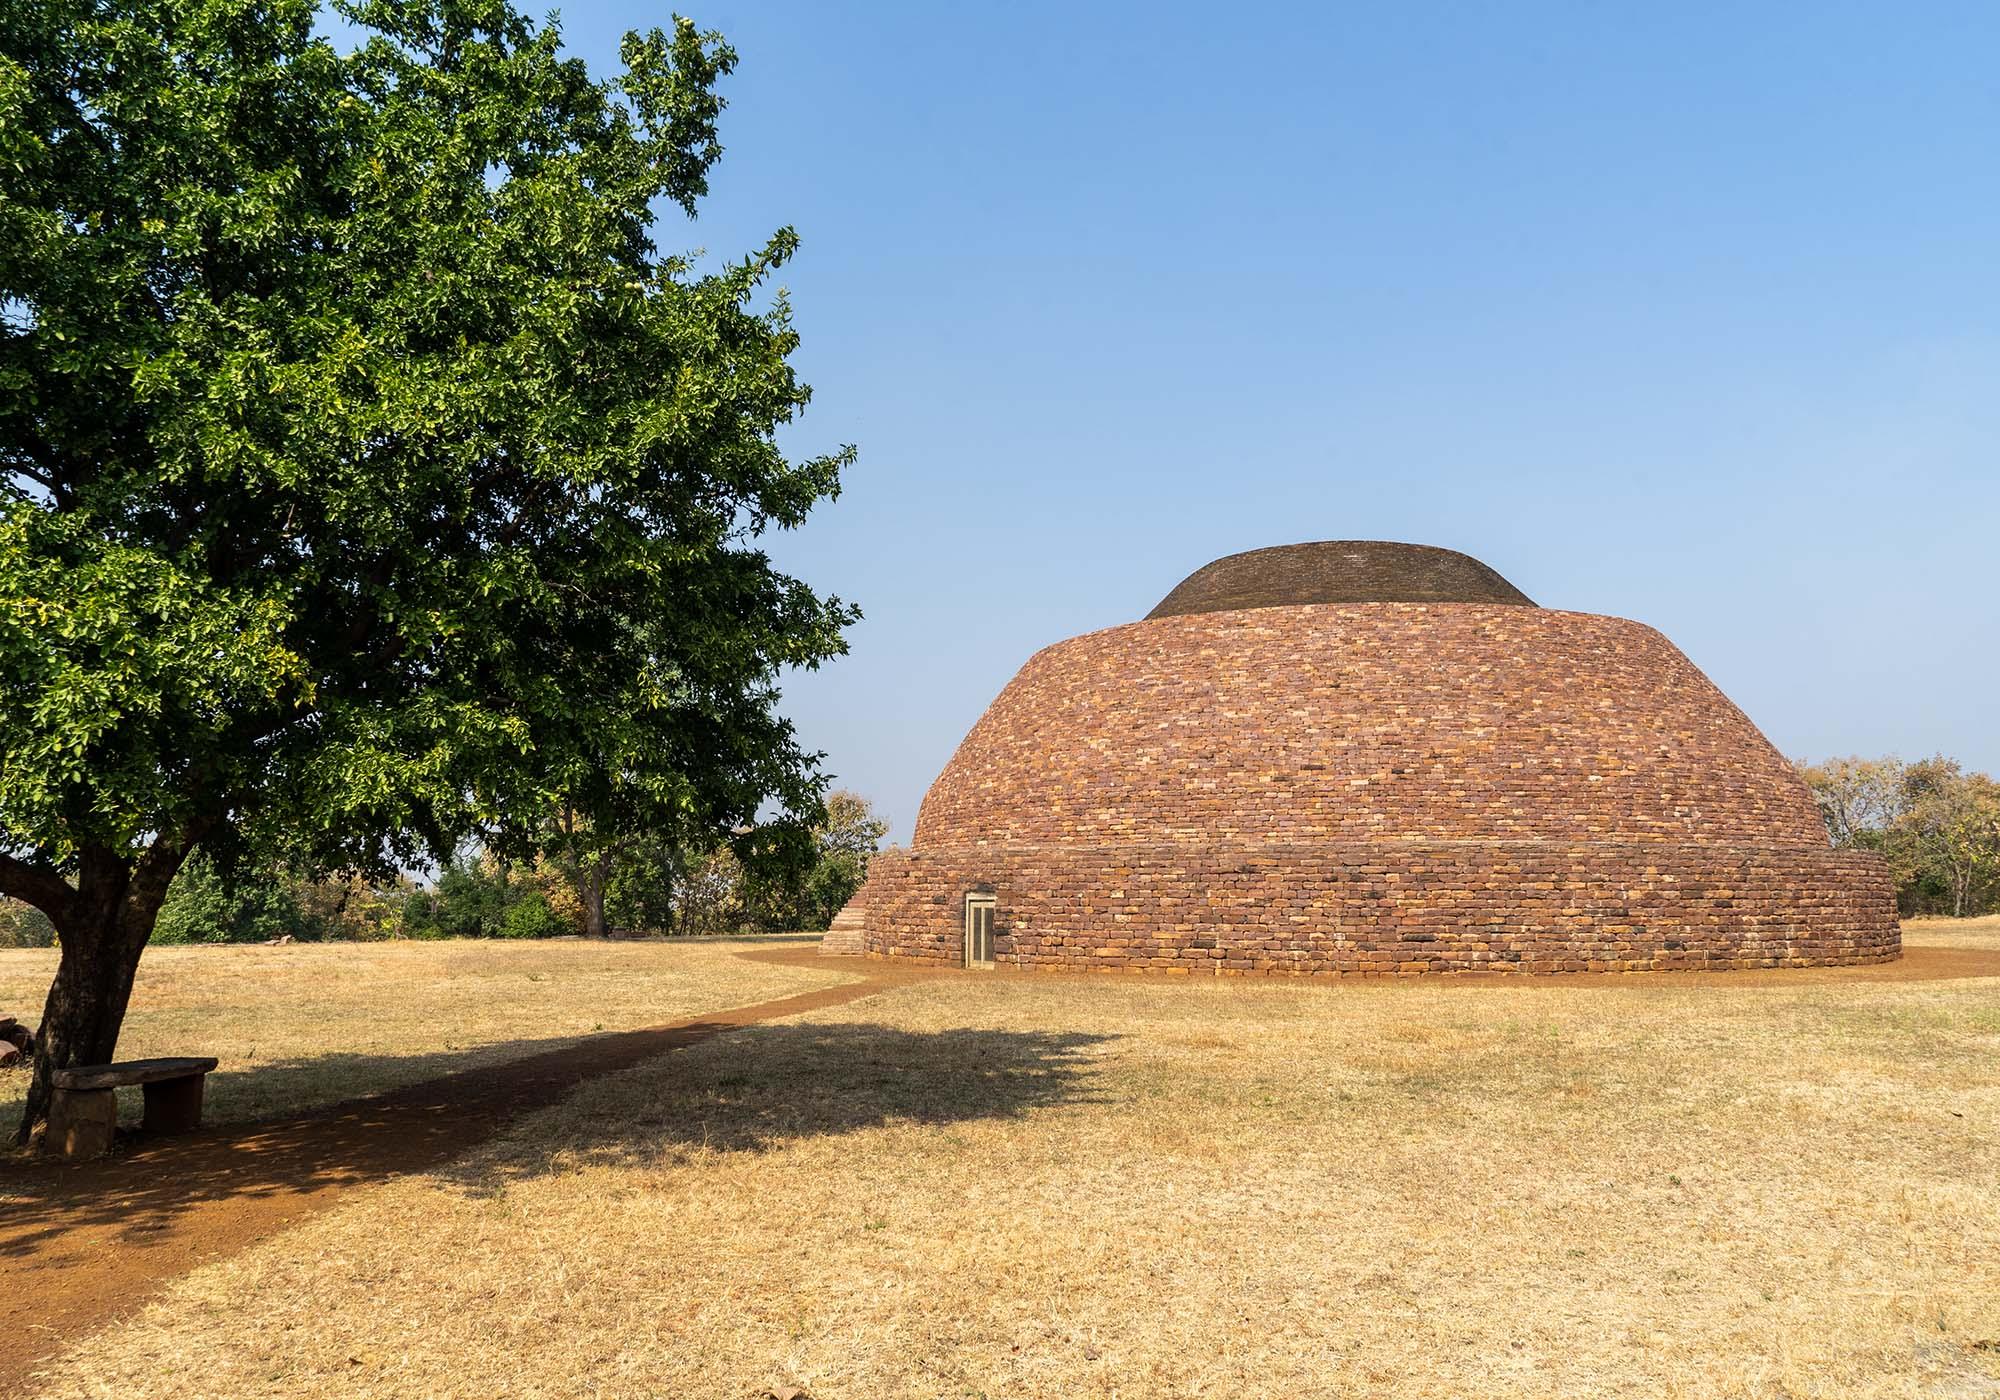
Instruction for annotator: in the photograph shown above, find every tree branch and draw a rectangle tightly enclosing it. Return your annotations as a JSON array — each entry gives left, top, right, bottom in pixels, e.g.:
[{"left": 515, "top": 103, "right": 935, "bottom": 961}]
[
  {"left": 0, "top": 852, "right": 75, "bottom": 930},
  {"left": 4, "top": 461, "right": 56, "bottom": 492},
  {"left": 124, "top": 829, "right": 198, "bottom": 923}
]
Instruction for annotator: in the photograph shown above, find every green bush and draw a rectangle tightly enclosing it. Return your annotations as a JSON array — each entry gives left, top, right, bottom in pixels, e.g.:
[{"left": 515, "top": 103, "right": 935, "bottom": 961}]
[
  {"left": 0, "top": 898, "right": 56, "bottom": 948},
  {"left": 154, "top": 855, "right": 304, "bottom": 944},
  {"left": 401, "top": 857, "right": 510, "bottom": 939},
  {"left": 400, "top": 853, "right": 570, "bottom": 939},
  {"left": 499, "top": 892, "right": 567, "bottom": 940}
]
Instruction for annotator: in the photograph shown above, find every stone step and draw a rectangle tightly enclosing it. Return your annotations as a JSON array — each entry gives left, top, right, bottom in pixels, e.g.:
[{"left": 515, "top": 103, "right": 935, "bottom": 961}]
[{"left": 820, "top": 892, "right": 868, "bottom": 956}]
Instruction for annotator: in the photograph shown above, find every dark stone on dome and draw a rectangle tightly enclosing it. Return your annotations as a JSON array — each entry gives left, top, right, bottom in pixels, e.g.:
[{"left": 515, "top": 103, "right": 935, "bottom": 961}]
[{"left": 1146, "top": 541, "right": 1536, "bottom": 619}]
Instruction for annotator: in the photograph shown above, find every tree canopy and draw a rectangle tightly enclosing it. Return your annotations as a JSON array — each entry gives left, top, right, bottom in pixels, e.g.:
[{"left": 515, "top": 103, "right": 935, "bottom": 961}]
[
  {"left": 1797, "top": 755, "right": 2000, "bottom": 918},
  {"left": 0, "top": 0, "right": 856, "bottom": 1139}
]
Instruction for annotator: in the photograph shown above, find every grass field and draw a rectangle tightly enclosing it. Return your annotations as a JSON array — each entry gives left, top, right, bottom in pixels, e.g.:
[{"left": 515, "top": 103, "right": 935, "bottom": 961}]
[
  {"left": 26, "top": 921, "right": 2000, "bottom": 1400},
  {"left": 0, "top": 937, "right": 847, "bottom": 1132},
  {"left": 1904, "top": 914, "right": 2000, "bottom": 950}
]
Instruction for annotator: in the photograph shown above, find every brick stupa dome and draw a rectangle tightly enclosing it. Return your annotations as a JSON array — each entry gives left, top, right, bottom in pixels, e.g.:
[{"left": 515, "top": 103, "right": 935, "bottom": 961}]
[{"left": 849, "top": 542, "right": 1898, "bottom": 974}]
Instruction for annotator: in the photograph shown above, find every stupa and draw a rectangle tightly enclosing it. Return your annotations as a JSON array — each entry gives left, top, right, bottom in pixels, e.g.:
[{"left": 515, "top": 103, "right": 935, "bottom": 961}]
[{"left": 841, "top": 542, "right": 1899, "bottom": 974}]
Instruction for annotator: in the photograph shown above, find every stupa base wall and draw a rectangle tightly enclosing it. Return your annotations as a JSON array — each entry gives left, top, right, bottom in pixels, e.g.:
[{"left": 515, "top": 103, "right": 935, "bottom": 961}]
[{"left": 858, "top": 841, "right": 1899, "bottom": 974}]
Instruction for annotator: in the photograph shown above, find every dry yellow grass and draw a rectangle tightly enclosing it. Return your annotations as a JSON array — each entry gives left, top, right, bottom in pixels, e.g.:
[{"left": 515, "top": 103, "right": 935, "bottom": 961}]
[
  {"left": 33, "top": 927, "right": 2000, "bottom": 1400},
  {"left": 0, "top": 936, "right": 847, "bottom": 1131},
  {"left": 1902, "top": 914, "right": 2000, "bottom": 951}
]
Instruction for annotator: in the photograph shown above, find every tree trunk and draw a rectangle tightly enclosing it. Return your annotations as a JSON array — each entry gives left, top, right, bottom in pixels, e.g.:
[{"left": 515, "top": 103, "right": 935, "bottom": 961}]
[
  {"left": 580, "top": 868, "right": 609, "bottom": 938},
  {"left": 15, "top": 840, "right": 190, "bottom": 1145}
]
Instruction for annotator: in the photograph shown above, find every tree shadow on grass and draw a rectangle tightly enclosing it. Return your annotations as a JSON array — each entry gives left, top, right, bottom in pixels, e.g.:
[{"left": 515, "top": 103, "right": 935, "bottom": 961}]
[
  {"left": 144, "top": 1041, "right": 664, "bottom": 1133},
  {"left": 3, "top": 964, "right": 1053, "bottom": 1384},
  {"left": 441, "top": 1020, "right": 1117, "bottom": 1197},
  {"left": 0, "top": 1014, "right": 1112, "bottom": 1257},
  {"left": 0, "top": 1044, "right": 589, "bottom": 1140}
]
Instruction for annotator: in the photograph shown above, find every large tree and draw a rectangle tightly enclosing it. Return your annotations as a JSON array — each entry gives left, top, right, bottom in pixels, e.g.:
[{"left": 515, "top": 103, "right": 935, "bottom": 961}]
[
  {"left": 0, "top": 0, "right": 856, "bottom": 1140},
  {"left": 1896, "top": 757, "right": 2000, "bottom": 920},
  {"left": 1797, "top": 754, "right": 2000, "bottom": 917},
  {"left": 1795, "top": 755, "right": 1907, "bottom": 849},
  {"left": 737, "top": 788, "right": 887, "bottom": 931}
]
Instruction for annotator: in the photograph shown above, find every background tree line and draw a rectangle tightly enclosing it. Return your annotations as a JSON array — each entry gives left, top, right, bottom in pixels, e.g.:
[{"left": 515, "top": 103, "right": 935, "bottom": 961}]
[
  {"left": 1796, "top": 756, "right": 2000, "bottom": 917},
  {"left": 0, "top": 792, "right": 887, "bottom": 949}
]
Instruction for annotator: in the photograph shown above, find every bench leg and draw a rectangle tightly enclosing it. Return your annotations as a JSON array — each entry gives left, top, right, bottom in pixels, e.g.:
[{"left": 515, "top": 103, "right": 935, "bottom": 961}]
[
  {"left": 141, "top": 1074, "right": 205, "bottom": 1134},
  {"left": 48, "top": 1087, "right": 117, "bottom": 1159}
]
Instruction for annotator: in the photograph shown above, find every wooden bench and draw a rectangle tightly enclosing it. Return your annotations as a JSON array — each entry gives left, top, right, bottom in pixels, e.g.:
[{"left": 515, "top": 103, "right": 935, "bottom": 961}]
[{"left": 47, "top": 1057, "right": 218, "bottom": 1159}]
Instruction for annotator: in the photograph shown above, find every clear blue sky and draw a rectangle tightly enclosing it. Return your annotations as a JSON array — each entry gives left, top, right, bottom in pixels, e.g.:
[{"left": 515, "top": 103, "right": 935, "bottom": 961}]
[{"left": 564, "top": 1, "right": 1997, "bottom": 842}]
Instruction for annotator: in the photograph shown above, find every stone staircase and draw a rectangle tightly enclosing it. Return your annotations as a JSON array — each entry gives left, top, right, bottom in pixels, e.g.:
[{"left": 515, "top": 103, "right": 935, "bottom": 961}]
[{"left": 820, "top": 887, "right": 868, "bottom": 956}]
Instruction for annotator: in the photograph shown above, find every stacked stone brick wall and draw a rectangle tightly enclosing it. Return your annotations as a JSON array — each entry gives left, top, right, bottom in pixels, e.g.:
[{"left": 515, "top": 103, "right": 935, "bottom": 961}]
[
  {"left": 867, "top": 602, "right": 1900, "bottom": 974},
  {"left": 859, "top": 840, "right": 1898, "bottom": 974},
  {"left": 916, "top": 604, "right": 1829, "bottom": 850}
]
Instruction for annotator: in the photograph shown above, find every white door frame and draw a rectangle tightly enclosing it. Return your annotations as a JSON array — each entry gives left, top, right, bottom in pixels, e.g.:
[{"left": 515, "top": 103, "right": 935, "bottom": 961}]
[{"left": 964, "top": 893, "right": 997, "bottom": 969}]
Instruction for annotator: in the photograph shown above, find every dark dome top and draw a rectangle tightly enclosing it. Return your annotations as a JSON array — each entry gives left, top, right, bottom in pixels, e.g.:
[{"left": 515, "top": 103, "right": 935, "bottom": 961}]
[{"left": 1146, "top": 541, "right": 1536, "bottom": 619}]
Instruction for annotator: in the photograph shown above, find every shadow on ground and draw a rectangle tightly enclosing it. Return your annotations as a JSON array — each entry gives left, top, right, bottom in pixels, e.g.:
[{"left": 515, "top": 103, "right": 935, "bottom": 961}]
[
  {"left": 0, "top": 954, "right": 974, "bottom": 1385},
  {"left": 443, "top": 1020, "right": 1116, "bottom": 1196},
  {"left": 0, "top": 1011, "right": 1106, "bottom": 1258},
  {"left": 0, "top": 1024, "right": 686, "bottom": 1254},
  {"left": 1, "top": 1042, "right": 634, "bottom": 1138}
]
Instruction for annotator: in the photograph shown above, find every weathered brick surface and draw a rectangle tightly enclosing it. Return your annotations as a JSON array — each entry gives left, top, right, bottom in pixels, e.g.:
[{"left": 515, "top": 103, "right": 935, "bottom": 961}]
[
  {"left": 862, "top": 602, "right": 1899, "bottom": 974},
  {"left": 860, "top": 840, "right": 1897, "bottom": 974},
  {"left": 916, "top": 604, "right": 1831, "bottom": 850}
]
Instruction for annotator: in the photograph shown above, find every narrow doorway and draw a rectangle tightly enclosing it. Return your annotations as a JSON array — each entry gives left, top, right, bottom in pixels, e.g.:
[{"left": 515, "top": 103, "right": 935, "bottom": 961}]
[{"left": 964, "top": 892, "right": 996, "bottom": 969}]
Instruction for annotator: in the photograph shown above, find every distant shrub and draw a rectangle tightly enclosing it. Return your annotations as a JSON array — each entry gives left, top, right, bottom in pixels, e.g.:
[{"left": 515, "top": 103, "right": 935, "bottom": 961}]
[
  {"left": 154, "top": 855, "right": 304, "bottom": 944},
  {"left": 499, "top": 892, "right": 567, "bottom": 940},
  {"left": 291, "top": 872, "right": 408, "bottom": 942},
  {"left": 401, "top": 856, "right": 512, "bottom": 939},
  {"left": 0, "top": 898, "right": 56, "bottom": 948},
  {"left": 401, "top": 851, "right": 572, "bottom": 939}
]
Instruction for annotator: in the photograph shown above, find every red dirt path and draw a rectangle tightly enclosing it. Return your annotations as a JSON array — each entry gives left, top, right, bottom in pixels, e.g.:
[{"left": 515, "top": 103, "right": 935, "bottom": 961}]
[{"left": 3, "top": 941, "right": 1996, "bottom": 1389}]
